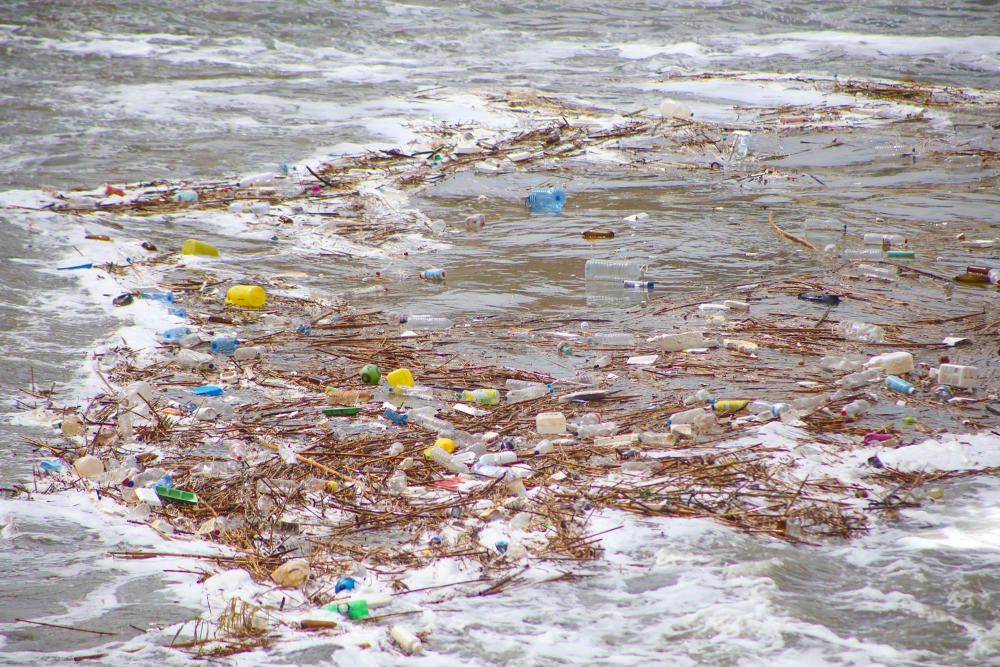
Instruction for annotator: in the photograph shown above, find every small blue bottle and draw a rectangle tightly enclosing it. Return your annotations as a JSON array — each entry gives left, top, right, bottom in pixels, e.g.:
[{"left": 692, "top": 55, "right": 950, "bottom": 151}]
[
  {"left": 210, "top": 336, "right": 239, "bottom": 355},
  {"left": 526, "top": 187, "right": 565, "bottom": 214},
  {"left": 140, "top": 290, "right": 174, "bottom": 304},
  {"left": 419, "top": 268, "right": 446, "bottom": 281},
  {"left": 885, "top": 376, "right": 916, "bottom": 395},
  {"left": 335, "top": 576, "right": 357, "bottom": 593},
  {"left": 155, "top": 474, "right": 174, "bottom": 489},
  {"left": 168, "top": 306, "right": 187, "bottom": 318},
  {"left": 173, "top": 190, "right": 198, "bottom": 203},
  {"left": 163, "top": 326, "right": 190, "bottom": 342}
]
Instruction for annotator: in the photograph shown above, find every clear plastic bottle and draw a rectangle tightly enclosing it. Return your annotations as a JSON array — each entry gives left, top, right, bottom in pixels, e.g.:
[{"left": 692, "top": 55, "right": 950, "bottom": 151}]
[
  {"left": 525, "top": 187, "right": 565, "bottom": 213},
  {"left": 843, "top": 248, "right": 883, "bottom": 259},
  {"left": 410, "top": 412, "right": 456, "bottom": 435},
  {"left": 863, "top": 233, "right": 905, "bottom": 246},
  {"left": 141, "top": 290, "right": 174, "bottom": 304},
  {"left": 841, "top": 399, "right": 871, "bottom": 418},
  {"left": 836, "top": 320, "right": 885, "bottom": 343},
  {"left": 838, "top": 368, "right": 883, "bottom": 389},
  {"left": 667, "top": 407, "right": 710, "bottom": 425},
  {"left": 857, "top": 264, "right": 897, "bottom": 281},
  {"left": 683, "top": 388, "right": 715, "bottom": 406},
  {"left": 576, "top": 422, "right": 618, "bottom": 439},
  {"left": 819, "top": 355, "right": 863, "bottom": 372},
  {"left": 505, "top": 379, "right": 548, "bottom": 390},
  {"left": 789, "top": 394, "right": 827, "bottom": 412},
  {"left": 507, "top": 384, "right": 552, "bottom": 404},
  {"left": 211, "top": 336, "right": 239, "bottom": 355},
  {"left": 403, "top": 315, "right": 453, "bottom": 329},
  {"left": 588, "top": 333, "right": 636, "bottom": 346},
  {"left": 584, "top": 259, "right": 647, "bottom": 282}
]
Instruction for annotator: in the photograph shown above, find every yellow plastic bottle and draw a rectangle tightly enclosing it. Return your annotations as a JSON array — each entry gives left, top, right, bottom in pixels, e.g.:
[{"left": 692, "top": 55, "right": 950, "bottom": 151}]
[
  {"left": 386, "top": 368, "right": 414, "bottom": 388},
  {"left": 712, "top": 399, "right": 749, "bottom": 415},
  {"left": 225, "top": 285, "right": 266, "bottom": 308},
  {"left": 182, "top": 239, "right": 220, "bottom": 257}
]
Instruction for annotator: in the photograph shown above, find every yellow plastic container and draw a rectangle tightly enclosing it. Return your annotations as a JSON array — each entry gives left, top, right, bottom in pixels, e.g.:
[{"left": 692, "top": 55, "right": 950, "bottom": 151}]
[
  {"left": 386, "top": 368, "right": 414, "bottom": 388},
  {"left": 225, "top": 284, "right": 266, "bottom": 308},
  {"left": 712, "top": 399, "right": 749, "bottom": 415},
  {"left": 182, "top": 239, "right": 220, "bottom": 257},
  {"left": 434, "top": 438, "right": 455, "bottom": 453}
]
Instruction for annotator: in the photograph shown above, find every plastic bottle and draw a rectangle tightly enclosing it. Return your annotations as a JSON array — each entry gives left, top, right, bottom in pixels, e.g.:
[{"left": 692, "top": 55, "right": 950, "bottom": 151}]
[
  {"left": 886, "top": 250, "right": 914, "bottom": 259},
  {"left": 39, "top": 460, "right": 66, "bottom": 474},
  {"left": 667, "top": 407, "right": 710, "bottom": 425},
  {"left": 460, "top": 389, "right": 500, "bottom": 406},
  {"left": 789, "top": 395, "right": 827, "bottom": 412},
  {"left": 836, "top": 320, "right": 885, "bottom": 343},
  {"left": 326, "top": 388, "right": 373, "bottom": 405},
  {"left": 525, "top": 187, "right": 565, "bottom": 213},
  {"left": 838, "top": 368, "right": 882, "bottom": 389},
  {"left": 731, "top": 131, "right": 749, "bottom": 160},
  {"left": 425, "top": 445, "right": 467, "bottom": 474},
  {"left": 588, "top": 333, "right": 636, "bottom": 346},
  {"left": 683, "top": 388, "right": 714, "bottom": 406},
  {"left": 232, "top": 346, "right": 261, "bottom": 361},
  {"left": 236, "top": 173, "right": 276, "bottom": 188},
  {"left": 176, "top": 348, "right": 215, "bottom": 371},
  {"left": 173, "top": 190, "right": 198, "bottom": 203},
  {"left": 228, "top": 201, "right": 249, "bottom": 214},
  {"left": 748, "top": 400, "right": 789, "bottom": 417},
  {"left": 647, "top": 331, "right": 709, "bottom": 352},
  {"left": 211, "top": 336, "right": 239, "bottom": 355},
  {"left": 711, "top": 399, "right": 749, "bottom": 415},
  {"left": 577, "top": 422, "right": 617, "bottom": 439},
  {"left": 843, "top": 248, "right": 883, "bottom": 259},
  {"left": 936, "top": 364, "right": 978, "bottom": 389},
  {"left": 885, "top": 375, "right": 916, "bottom": 395},
  {"left": 536, "top": 411, "right": 567, "bottom": 435},
  {"left": 390, "top": 626, "right": 422, "bottom": 655},
  {"left": 410, "top": 412, "right": 456, "bottom": 435},
  {"left": 865, "top": 351, "right": 914, "bottom": 375},
  {"left": 584, "top": 259, "right": 647, "bottom": 282},
  {"left": 181, "top": 239, "right": 219, "bottom": 257},
  {"left": 863, "top": 233, "right": 905, "bottom": 246},
  {"left": 819, "top": 356, "right": 862, "bottom": 372},
  {"left": 507, "top": 384, "right": 552, "bottom": 404},
  {"left": 857, "top": 264, "right": 896, "bottom": 281},
  {"left": 841, "top": 399, "right": 871, "bottom": 418},
  {"left": 418, "top": 268, "right": 446, "bottom": 281},
  {"left": 723, "top": 339, "right": 758, "bottom": 354},
  {"left": 140, "top": 290, "right": 174, "bottom": 304},
  {"left": 163, "top": 326, "right": 190, "bottom": 342},
  {"left": 225, "top": 285, "right": 266, "bottom": 308},
  {"left": 624, "top": 280, "right": 655, "bottom": 289},
  {"left": 478, "top": 451, "right": 517, "bottom": 466}
]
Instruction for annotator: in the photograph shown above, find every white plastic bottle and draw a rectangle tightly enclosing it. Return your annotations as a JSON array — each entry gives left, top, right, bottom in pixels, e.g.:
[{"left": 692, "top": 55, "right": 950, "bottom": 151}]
[
  {"left": 857, "top": 264, "right": 896, "bottom": 281},
  {"left": 425, "top": 445, "right": 467, "bottom": 474},
  {"left": 683, "top": 388, "right": 714, "bottom": 406},
  {"left": 865, "top": 351, "right": 914, "bottom": 375},
  {"left": 838, "top": 368, "right": 883, "bottom": 389},
  {"left": 390, "top": 626, "right": 422, "bottom": 654},
  {"left": 478, "top": 451, "right": 517, "bottom": 466},
  {"left": 841, "top": 399, "right": 871, "bottom": 418},
  {"left": 843, "top": 248, "right": 883, "bottom": 259}
]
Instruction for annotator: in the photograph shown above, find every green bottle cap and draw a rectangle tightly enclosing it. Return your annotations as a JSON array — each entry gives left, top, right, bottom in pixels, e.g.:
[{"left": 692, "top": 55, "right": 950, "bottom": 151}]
[{"left": 360, "top": 364, "right": 381, "bottom": 385}]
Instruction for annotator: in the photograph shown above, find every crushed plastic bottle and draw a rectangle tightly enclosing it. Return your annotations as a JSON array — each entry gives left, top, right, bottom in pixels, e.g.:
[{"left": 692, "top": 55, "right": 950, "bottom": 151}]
[
  {"left": 842, "top": 399, "right": 871, "bottom": 419},
  {"left": 837, "top": 368, "right": 882, "bottom": 389},
  {"left": 460, "top": 389, "right": 501, "bottom": 406},
  {"left": 506, "top": 384, "right": 553, "bottom": 404},
  {"left": 836, "top": 320, "right": 885, "bottom": 343}
]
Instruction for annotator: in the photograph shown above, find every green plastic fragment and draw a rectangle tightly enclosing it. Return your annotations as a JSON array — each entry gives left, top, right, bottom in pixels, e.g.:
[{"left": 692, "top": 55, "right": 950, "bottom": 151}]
[
  {"left": 887, "top": 250, "right": 915, "bottom": 259},
  {"left": 154, "top": 485, "right": 199, "bottom": 504},
  {"left": 323, "top": 599, "right": 369, "bottom": 619},
  {"left": 323, "top": 407, "right": 361, "bottom": 417}
]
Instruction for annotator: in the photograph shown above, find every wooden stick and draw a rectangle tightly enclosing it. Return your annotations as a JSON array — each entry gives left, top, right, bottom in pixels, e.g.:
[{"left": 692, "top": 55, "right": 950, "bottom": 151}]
[
  {"left": 768, "top": 210, "right": 817, "bottom": 251},
  {"left": 16, "top": 618, "right": 117, "bottom": 636}
]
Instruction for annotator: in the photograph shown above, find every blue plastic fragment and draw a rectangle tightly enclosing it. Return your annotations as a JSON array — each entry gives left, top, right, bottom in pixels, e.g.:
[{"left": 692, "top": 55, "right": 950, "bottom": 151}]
[
  {"left": 335, "top": 576, "right": 357, "bottom": 594},
  {"left": 192, "top": 385, "right": 223, "bottom": 396}
]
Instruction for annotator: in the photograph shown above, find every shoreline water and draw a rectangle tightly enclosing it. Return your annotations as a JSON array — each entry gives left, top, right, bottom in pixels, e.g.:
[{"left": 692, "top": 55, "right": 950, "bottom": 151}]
[{"left": 1, "top": 73, "right": 1000, "bottom": 659}]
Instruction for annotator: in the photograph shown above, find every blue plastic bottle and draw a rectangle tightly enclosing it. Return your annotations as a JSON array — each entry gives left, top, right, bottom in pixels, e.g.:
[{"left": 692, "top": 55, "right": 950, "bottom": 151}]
[
  {"left": 140, "top": 290, "right": 174, "bottom": 304},
  {"left": 526, "top": 187, "right": 565, "bottom": 213},
  {"left": 383, "top": 407, "right": 408, "bottom": 426},
  {"left": 885, "top": 376, "right": 916, "bottom": 395},
  {"left": 163, "top": 326, "right": 190, "bottom": 342},
  {"left": 210, "top": 336, "right": 239, "bottom": 355}
]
